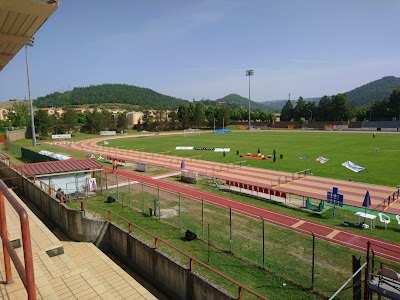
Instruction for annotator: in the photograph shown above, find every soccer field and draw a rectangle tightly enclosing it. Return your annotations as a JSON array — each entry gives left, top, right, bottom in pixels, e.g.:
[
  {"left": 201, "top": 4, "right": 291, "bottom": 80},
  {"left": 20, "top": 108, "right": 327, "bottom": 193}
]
[{"left": 106, "top": 130, "right": 400, "bottom": 187}]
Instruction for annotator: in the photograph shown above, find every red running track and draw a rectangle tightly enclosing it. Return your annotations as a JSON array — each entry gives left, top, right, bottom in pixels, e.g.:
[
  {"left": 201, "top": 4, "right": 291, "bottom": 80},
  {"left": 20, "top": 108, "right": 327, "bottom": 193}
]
[{"left": 108, "top": 167, "right": 400, "bottom": 263}]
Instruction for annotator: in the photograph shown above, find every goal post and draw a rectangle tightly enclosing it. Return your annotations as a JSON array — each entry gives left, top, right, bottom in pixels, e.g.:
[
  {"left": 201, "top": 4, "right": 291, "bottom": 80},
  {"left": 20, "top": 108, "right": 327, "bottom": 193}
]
[{"left": 183, "top": 128, "right": 200, "bottom": 136}]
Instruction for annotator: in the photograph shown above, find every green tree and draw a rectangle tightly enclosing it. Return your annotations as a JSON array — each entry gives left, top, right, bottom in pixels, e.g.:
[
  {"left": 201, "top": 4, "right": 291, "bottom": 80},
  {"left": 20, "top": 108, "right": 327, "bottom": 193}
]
[
  {"left": 388, "top": 89, "right": 400, "bottom": 120},
  {"left": 34, "top": 110, "right": 53, "bottom": 138},
  {"left": 141, "top": 110, "right": 154, "bottom": 130},
  {"left": 355, "top": 107, "right": 369, "bottom": 121},
  {"left": 62, "top": 107, "right": 78, "bottom": 133},
  {"left": 370, "top": 100, "right": 390, "bottom": 120},
  {"left": 258, "top": 111, "right": 269, "bottom": 122},
  {"left": 193, "top": 103, "right": 206, "bottom": 128},
  {"left": 205, "top": 106, "right": 217, "bottom": 128},
  {"left": 101, "top": 110, "right": 115, "bottom": 130},
  {"left": 168, "top": 110, "right": 179, "bottom": 131},
  {"left": 7, "top": 102, "right": 30, "bottom": 127},
  {"left": 316, "top": 96, "right": 332, "bottom": 121},
  {"left": 294, "top": 97, "right": 306, "bottom": 121},
  {"left": 266, "top": 111, "right": 276, "bottom": 123},
  {"left": 116, "top": 112, "right": 128, "bottom": 131},
  {"left": 177, "top": 104, "right": 191, "bottom": 129},
  {"left": 331, "top": 93, "right": 350, "bottom": 121},
  {"left": 280, "top": 100, "right": 294, "bottom": 121},
  {"left": 85, "top": 110, "right": 104, "bottom": 133},
  {"left": 52, "top": 112, "right": 65, "bottom": 134},
  {"left": 216, "top": 105, "right": 231, "bottom": 127}
]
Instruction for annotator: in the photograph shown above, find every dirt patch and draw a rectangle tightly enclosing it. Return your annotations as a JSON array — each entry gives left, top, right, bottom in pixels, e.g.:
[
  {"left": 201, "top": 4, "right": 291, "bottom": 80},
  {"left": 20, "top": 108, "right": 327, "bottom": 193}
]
[
  {"left": 160, "top": 206, "right": 179, "bottom": 219},
  {"left": 84, "top": 211, "right": 102, "bottom": 220}
]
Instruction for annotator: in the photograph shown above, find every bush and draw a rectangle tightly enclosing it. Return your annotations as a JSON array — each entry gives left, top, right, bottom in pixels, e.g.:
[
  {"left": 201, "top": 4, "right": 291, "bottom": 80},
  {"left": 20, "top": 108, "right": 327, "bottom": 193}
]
[{"left": 280, "top": 154, "right": 283, "bottom": 159}]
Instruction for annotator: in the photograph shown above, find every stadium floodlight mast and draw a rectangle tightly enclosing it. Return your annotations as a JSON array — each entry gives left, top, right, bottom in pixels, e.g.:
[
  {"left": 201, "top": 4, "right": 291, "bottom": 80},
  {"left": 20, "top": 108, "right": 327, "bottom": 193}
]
[
  {"left": 25, "top": 37, "right": 36, "bottom": 146},
  {"left": 246, "top": 69, "right": 254, "bottom": 130}
]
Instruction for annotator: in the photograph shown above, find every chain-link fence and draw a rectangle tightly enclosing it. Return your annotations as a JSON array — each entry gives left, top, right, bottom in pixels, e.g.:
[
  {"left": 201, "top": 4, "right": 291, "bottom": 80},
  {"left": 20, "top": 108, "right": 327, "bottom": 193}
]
[{"left": 91, "top": 170, "right": 374, "bottom": 298}]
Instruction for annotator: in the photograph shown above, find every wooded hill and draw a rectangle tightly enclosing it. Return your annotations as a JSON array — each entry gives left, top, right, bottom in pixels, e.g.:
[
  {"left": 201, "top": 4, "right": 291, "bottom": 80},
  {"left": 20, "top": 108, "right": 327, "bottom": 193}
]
[
  {"left": 261, "top": 76, "right": 400, "bottom": 111},
  {"left": 346, "top": 76, "right": 400, "bottom": 106},
  {"left": 32, "top": 76, "right": 400, "bottom": 112},
  {"left": 197, "top": 94, "right": 276, "bottom": 112},
  {"left": 33, "top": 84, "right": 188, "bottom": 110}
]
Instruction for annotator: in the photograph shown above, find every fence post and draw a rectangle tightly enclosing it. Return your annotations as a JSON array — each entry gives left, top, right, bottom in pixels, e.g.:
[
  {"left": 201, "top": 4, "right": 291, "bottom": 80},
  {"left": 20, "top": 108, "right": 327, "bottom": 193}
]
[
  {"left": 312, "top": 232, "right": 315, "bottom": 290},
  {"left": 208, "top": 223, "right": 210, "bottom": 263},
  {"left": 116, "top": 173, "right": 119, "bottom": 201},
  {"left": 126, "top": 178, "right": 130, "bottom": 207},
  {"left": 364, "top": 241, "right": 370, "bottom": 300},
  {"left": 100, "top": 170, "right": 103, "bottom": 194},
  {"left": 178, "top": 193, "right": 182, "bottom": 229},
  {"left": 141, "top": 181, "right": 144, "bottom": 213},
  {"left": 202, "top": 198, "right": 204, "bottom": 238},
  {"left": 229, "top": 206, "right": 232, "bottom": 253},
  {"left": 157, "top": 186, "right": 160, "bottom": 219},
  {"left": 262, "top": 217, "right": 265, "bottom": 266},
  {"left": 105, "top": 171, "right": 108, "bottom": 192}
]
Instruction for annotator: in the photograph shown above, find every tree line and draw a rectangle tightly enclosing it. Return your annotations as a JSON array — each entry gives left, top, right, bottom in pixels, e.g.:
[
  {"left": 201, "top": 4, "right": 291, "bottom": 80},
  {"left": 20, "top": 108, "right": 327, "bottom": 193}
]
[
  {"left": 139, "top": 103, "right": 276, "bottom": 131},
  {"left": 3, "top": 88, "right": 399, "bottom": 139},
  {"left": 280, "top": 89, "right": 400, "bottom": 122},
  {"left": 2, "top": 103, "right": 128, "bottom": 139}
]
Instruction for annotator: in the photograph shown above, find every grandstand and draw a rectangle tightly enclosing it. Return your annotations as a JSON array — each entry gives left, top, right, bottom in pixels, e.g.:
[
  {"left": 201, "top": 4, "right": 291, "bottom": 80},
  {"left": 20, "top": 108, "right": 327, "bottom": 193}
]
[{"left": 362, "top": 120, "right": 400, "bottom": 131}]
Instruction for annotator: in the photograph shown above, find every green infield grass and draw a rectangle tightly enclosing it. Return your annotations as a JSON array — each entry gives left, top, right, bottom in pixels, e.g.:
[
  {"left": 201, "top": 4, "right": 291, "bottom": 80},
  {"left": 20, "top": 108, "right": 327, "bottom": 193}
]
[{"left": 102, "top": 131, "right": 399, "bottom": 187}]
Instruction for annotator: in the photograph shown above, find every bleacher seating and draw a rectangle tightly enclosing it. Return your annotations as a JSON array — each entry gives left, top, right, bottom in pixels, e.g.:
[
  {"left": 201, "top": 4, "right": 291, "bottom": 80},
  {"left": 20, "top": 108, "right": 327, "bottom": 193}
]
[{"left": 362, "top": 120, "right": 400, "bottom": 129}]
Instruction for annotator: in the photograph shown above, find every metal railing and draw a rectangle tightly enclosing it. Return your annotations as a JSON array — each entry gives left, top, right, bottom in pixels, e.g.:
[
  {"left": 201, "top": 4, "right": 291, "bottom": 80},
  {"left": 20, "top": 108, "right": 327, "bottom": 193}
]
[
  {"left": 34, "top": 178, "right": 269, "bottom": 299},
  {"left": 76, "top": 200, "right": 269, "bottom": 300},
  {"left": 0, "top": 180, "right": 35, "bottom": 299}
]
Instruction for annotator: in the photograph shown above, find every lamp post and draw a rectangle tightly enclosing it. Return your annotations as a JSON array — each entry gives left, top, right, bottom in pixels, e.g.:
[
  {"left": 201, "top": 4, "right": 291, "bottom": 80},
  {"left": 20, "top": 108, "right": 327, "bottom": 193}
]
[
  {"left": 25, "top": 37, "right": 36, "bottom": 146},
  {"left": 246, "top": 70, "right": 254, "bottom": 130},
  {"left": 309, "top": 110, "right": 312, "bottom": 121}
]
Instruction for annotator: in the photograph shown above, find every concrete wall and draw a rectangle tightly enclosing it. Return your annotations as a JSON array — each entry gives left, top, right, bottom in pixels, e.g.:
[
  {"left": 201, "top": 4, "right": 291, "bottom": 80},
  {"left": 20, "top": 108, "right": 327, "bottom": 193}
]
[
  {"left": 6, "top": 129, "right": 25, "bottom": 141},
  {"left": 0, "top": 160, "right": 234, "bottom": 300}
]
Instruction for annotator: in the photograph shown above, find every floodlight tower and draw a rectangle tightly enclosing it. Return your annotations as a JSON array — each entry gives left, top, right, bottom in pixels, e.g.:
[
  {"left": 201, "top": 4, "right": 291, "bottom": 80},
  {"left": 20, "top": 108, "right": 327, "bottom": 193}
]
[
  {"left": 246, "top": 70, "right": 254, "bottom": 130},
  {"left": 25, "top": 37, "right": 36, "bottom": 146}
]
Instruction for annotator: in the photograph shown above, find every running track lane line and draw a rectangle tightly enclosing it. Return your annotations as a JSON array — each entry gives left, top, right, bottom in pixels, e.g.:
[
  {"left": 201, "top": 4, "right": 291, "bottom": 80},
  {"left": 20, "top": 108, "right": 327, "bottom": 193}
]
[{"left": 107, "top": 168, "right": 400, "bottom": 263}]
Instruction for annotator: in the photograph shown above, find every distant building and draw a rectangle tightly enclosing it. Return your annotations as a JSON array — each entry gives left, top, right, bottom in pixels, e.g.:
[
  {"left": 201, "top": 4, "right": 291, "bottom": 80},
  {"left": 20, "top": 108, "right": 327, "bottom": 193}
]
[
  {"left": 39, "top": 107, "right": 64, "bottom": 115},
  {"left": 127, "top": 111, "right": 143, "bottom": 126},
  {"left": 0, "top": 108, "right": 8, "bottom": 121}
]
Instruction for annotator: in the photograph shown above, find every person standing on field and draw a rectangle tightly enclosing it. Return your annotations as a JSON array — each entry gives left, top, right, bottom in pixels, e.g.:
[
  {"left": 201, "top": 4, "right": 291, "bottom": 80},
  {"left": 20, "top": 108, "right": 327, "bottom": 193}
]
[{"left": 112, "top": 159, "right": 118, "bottom": 172}]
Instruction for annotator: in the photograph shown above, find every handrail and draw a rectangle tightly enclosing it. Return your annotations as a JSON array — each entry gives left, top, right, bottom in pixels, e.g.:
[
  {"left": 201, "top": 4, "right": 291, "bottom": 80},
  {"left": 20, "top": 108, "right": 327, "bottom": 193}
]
[
  {"left": 0, "top": 180, "right": 36, "bottom": 299},
  {"left": 77, "top": 200, "right": 269, "bottom": 300},
  {"left": 34, "top": 177, "right": 268, "bottom": 299}
]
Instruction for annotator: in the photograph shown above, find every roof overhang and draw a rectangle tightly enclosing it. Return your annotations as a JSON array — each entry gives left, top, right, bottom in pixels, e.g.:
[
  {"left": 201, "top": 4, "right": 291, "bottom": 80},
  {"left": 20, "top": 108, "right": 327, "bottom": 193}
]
[
  {"left": 16, "top": 158, "right": 104, "bottom": 177},
  {"left": 0, "top": 0, "right": 59, "bottom": 72}
]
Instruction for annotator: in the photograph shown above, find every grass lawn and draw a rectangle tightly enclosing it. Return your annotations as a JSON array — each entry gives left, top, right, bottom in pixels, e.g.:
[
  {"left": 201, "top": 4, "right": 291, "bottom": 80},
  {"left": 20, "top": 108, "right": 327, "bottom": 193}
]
[{"left": 102, "top": 131, "right": 400, "bottom": 186}]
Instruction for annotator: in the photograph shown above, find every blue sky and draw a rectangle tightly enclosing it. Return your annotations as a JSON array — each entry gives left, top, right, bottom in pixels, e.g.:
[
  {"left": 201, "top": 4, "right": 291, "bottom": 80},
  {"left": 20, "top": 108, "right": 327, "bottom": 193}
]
[{"left": 1, "top": 0, "right": 399, "bottom": 103}]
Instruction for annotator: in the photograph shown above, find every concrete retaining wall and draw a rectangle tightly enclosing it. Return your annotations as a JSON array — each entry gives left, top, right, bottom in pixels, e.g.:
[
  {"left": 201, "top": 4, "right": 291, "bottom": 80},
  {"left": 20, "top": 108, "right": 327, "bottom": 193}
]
[
  {"left": 6, "top": 129, "right": 25, "bottom": 142},
  {"left": 0, "top": 160, "right": 234, "bottom": 300}
]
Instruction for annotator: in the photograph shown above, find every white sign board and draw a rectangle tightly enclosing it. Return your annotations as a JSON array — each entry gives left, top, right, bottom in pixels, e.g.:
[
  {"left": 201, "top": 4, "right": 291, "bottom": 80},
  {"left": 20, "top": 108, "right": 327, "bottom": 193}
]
[
  {"left": 214, "top": 148, "right": 230, "bottom": 152},
  {"left": 52, "top": 134, "right": 71, "bottom": 139},
  {"left": 175, "top": 146, "right": 194, "bottom": 150},
  {"left": 100, "top": 131, "right": 117, "bottom": 136}
]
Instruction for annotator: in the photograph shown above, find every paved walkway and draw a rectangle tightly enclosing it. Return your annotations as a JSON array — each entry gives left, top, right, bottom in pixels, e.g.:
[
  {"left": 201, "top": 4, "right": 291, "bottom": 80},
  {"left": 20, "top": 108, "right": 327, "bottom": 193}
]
[{"left": 0, "top": 188, "right": 158, "bottom": 299}]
